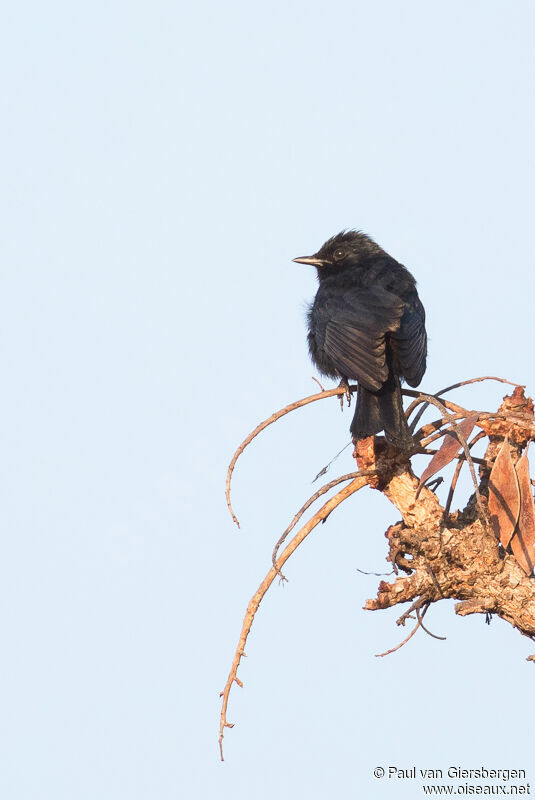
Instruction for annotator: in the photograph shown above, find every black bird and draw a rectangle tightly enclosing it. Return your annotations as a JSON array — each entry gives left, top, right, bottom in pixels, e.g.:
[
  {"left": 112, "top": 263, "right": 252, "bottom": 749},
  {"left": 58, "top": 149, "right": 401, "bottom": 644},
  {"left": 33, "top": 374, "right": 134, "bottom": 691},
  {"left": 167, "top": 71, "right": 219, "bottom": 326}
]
[{"left": 294, "top": 230, "right": 427, "bottom": 449}]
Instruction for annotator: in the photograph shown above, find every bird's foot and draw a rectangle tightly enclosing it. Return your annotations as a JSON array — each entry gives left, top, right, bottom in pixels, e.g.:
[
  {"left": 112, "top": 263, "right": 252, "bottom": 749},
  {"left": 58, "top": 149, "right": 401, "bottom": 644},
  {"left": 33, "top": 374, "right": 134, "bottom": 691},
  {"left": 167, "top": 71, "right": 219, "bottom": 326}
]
[{"left": 338, "top": 378, "right": 351, "bottom": 410}]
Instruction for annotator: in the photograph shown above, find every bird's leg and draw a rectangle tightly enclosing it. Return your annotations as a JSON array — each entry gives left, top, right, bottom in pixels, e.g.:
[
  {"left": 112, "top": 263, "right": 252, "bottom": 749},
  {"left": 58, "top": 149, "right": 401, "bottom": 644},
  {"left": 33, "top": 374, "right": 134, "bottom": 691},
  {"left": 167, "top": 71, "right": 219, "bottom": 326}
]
[{"left": 338, "top": 377, "right": 351, "bottom": 410}]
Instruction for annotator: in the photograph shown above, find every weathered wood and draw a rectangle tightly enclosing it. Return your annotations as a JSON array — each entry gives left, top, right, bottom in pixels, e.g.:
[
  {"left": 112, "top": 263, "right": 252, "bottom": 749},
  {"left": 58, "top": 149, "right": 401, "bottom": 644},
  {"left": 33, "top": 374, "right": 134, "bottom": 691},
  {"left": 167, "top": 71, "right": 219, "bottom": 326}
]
[{"left": 361, "top": 388, "right": 535, "bottom": 642}]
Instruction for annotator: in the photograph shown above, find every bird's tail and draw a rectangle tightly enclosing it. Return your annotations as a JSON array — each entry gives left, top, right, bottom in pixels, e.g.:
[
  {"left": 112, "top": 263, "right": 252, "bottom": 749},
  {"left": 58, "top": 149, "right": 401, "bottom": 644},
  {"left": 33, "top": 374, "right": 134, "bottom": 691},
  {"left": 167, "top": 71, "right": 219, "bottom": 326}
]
[{"left": 350, "top": 373, "right": 414, "bottom": 449}]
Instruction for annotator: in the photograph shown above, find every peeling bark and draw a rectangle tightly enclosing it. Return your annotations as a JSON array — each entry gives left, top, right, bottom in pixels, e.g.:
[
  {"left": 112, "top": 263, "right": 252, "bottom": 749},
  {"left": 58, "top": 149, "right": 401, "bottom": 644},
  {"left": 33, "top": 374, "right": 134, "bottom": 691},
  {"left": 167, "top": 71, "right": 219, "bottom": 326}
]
[{"left": 360, "top": 388, "right": 535, "bottom": 643}]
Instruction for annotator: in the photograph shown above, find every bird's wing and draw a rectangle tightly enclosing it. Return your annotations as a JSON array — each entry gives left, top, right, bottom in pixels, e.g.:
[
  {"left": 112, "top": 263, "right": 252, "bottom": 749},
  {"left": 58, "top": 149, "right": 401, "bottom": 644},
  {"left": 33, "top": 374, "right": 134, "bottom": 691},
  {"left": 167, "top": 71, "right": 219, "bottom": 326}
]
[
  {"left": 322, "top": 290, "right": 405, "bottom": 392},
  {"left": 390, "top": 297, "right": 427, "bottom": 387}
]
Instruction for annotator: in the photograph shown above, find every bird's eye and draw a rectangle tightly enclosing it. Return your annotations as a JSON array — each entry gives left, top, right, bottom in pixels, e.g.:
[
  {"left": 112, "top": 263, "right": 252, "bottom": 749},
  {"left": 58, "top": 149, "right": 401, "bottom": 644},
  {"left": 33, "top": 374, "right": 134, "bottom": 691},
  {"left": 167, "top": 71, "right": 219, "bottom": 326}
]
[{"left": 333, "top": 248, "right": 346, "bottom": 261}]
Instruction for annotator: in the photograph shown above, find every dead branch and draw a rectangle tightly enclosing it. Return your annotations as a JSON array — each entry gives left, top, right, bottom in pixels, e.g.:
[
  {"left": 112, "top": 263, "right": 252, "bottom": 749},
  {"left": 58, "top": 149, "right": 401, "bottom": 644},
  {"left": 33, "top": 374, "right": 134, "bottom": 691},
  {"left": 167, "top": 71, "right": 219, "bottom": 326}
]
[
  {"left": 414, "top": 394, "right": 485, "bottom": 518},
  {"left": 271, "top": 468, "right": 376, "bottom": 581},
  {"left": 375, "top": 612, "right": 424, "bottom": 657},
  {"left": 444, "top": 430, "right": 487, "bottom": 516},
  {"left": 416, "top": 605, "right": 447, "bottom": 641},
  {"left": 221, "top": 380, "right": 535, "bottom": 757},
  {"left": 362, "top": 387, "right": 535, "bottom": 642},
  {"left": 405, "top": 375, "right": 523, "bottom": 431},
  {"left": 219, "top": 474, "right": 367, "bottom": 760},
  {"left": 226, "top": 385, "right": 357, "bottom": 527}
]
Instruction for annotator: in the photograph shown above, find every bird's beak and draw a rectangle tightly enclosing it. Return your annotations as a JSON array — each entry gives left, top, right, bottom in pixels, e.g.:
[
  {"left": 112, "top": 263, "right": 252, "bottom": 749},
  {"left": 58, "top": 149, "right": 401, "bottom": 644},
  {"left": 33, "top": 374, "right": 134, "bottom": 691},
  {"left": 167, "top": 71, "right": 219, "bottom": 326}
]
[{"left": 292, "top": 255, "right": 327, "bottom": 267}]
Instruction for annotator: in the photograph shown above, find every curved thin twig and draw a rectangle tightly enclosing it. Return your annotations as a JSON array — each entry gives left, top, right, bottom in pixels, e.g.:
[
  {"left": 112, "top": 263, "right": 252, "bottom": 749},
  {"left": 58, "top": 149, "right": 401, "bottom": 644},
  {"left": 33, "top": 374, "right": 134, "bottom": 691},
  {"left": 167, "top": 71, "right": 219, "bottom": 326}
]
[
  {"left": 416, "top": 410, "right": 535, "bottom": 447},
  {"left": 418, "top": 415, "right": 472, "bottom": 448},
  {"left": 408, "top": 397, "right": 471, "bottom": 435},
  {"left": 219, "top": 474, "right": 367, "bottom": 760},
  {"left": 431, "top": 375, "right": 523, "bottom": 395},
  {"left": 407, "top": 394, "right": 469, "bottom": 432},
  {"left": 375, "top": 603, "right": 430, "bottom": 657},
  {"left": 228, "top": 379, "right": 528, "bottom": 527},
  {"left": 444, "top": 430, "right": 487, "bottom": 516},
  {"left": 416, "top": 605, "right": 446, "bottom": 641},
  {"left": 404, "top": 376, "right": 523, "bottom": 431},
  {"left": 417, "top": 448, "right": 488, "bottom": 467},
  {"left": 356, "top": 567, "right": 394, "bottom": 577},
  {"left": 272, "top": 469, "right": 376, "bottom": 580},
  {"left": 225, "top": 385, "right": 357, "bottom": 527},
  {"left": 444, "top": 460, "right": 465, "bottom": 513},
  {"left": 416, "top": 394, "right": 485, "bottom": 519}
]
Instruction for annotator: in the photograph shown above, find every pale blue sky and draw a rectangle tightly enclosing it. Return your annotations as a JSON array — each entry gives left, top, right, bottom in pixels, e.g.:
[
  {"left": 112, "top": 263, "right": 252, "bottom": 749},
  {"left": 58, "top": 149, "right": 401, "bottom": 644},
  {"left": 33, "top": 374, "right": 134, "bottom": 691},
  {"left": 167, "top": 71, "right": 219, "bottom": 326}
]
[{"left": 1, "top": 1, "right": 535, "bottom": 797}]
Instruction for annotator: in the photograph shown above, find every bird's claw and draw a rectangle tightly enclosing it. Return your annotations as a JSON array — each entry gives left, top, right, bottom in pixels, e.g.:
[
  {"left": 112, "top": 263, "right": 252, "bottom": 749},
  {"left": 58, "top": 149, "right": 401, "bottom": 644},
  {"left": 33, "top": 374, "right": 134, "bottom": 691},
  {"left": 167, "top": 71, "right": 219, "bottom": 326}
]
[{"left": 338, "top": 378, "right": 351, "bottom": 410}]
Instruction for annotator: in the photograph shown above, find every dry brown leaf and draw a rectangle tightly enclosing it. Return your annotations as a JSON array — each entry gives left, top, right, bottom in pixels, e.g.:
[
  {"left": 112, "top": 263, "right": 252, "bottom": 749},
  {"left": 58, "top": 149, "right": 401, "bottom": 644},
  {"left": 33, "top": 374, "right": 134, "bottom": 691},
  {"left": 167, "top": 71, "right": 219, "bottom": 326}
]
[
  {"left": 488, "top": 440, "right": 520, "bottom": 548},
  {"left": 419, "top": 414, "right": 479, "bottom": 487},
  {"left": 511, "top": 447, "right": 535, "bottom": 576}
]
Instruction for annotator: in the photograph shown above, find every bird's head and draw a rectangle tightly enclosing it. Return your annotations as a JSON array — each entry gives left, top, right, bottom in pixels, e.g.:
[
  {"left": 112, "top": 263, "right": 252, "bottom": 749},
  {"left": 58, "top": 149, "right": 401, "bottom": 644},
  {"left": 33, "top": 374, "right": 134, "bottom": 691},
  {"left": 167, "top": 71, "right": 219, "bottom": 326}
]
[{"left": 293, "top": 230, "right": 382, "bottom": 272}]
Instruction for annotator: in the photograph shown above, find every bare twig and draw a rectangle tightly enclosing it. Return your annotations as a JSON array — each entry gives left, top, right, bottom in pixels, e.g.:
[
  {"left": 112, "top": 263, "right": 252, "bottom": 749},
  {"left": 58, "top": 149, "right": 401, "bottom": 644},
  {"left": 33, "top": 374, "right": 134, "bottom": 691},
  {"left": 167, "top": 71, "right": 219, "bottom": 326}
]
[
  {"left": 312, "top": 441, "right": 353, "bottom": 482},
  {"left": 227, "top": 379, "right": 530, "bottom": 527},
  {"left": 219, "top": 474, "right": 367, "bottom": 760},
  {"left": 417, "top": 449, "right": 488, "bottom": 468},
  {"left": 418, "top": 416, "right": 473, "bottom": 448},
  {"left": 226, "top": 385, "right": 357, "bottom": 527},
  {"left": 375, "top": 602, "right": 429, "bottom": 657},
  {"left": 416, "top": 411, "right": 535, "bottom": 447},
  {"left": 356, "top": 567, "right": 395, "bottom": 577},
  {"left": 424, "top": 477, "right": 444, "bottom": 493},
  {"left": 416, "top": 605, "right": 446, "bottom": 641},
  {"left": 445, "top": 458, "right": 465, "bottom": 517},
  {"left": 311, "top": 376, "right": 325, "bottom": 392},
  {"left": 444, "top": 430, "right": 487, "bottom": 516},
  {"left": 221, "top": 382, "right": 535, "bottom": 758},
  {"left": 404, "top": 376, "right": 523, "bottom": 431},
  {"left": 414, "top": 394, "right": 485, "bottom": 519},
  {"left": 272, "top": 469, "right": 376, "bottom": 580}
]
